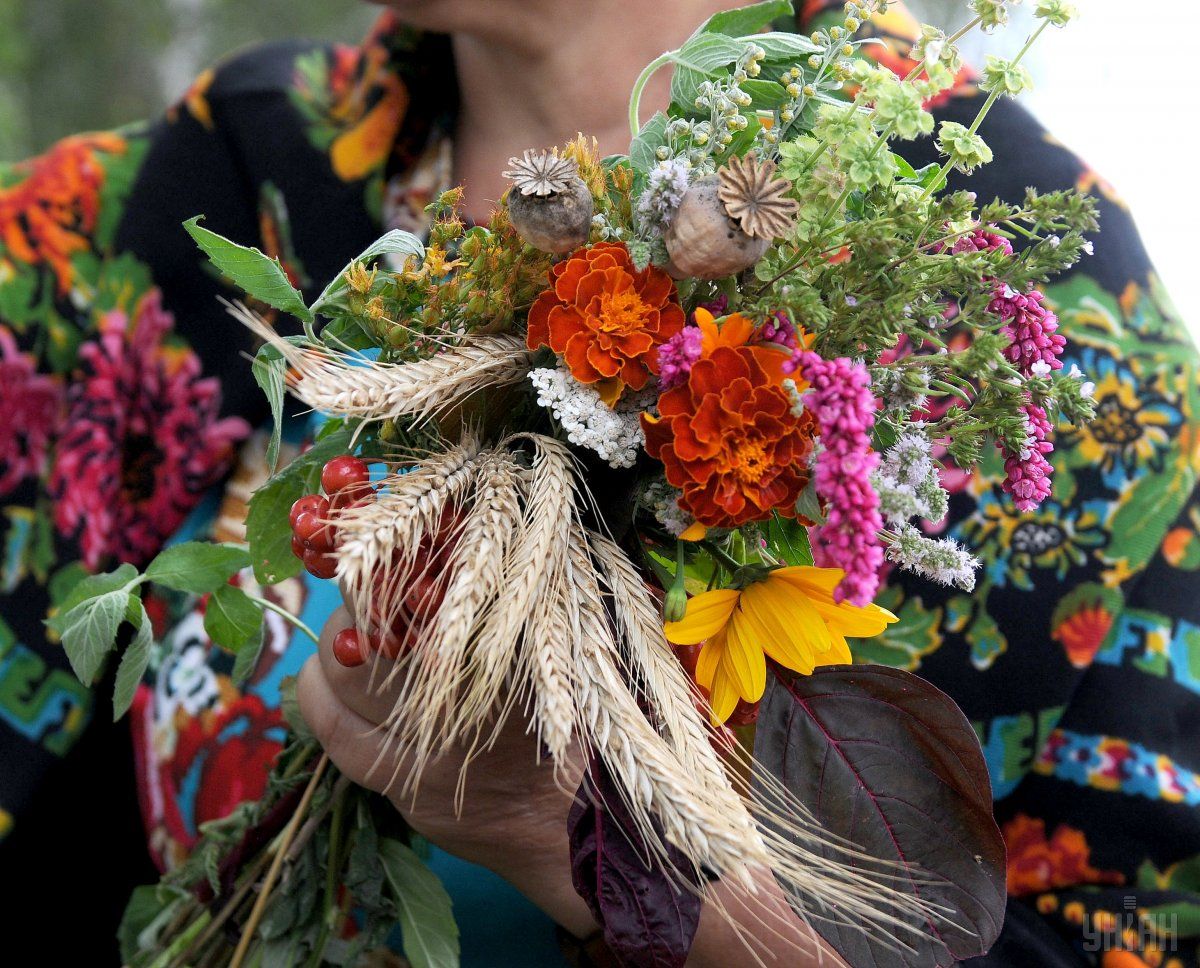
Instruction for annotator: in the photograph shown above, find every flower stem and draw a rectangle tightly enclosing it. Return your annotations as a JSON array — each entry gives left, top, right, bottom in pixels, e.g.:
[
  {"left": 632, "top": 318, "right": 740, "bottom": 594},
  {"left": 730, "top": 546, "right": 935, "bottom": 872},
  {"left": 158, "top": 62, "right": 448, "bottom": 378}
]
[
  {"left": 629, "top": 51, "right": 676, "bottom": 139},
  {"left": 920, "top": 19, "right": 1049, "bottom": 201},
  {"left": 249, "top": 595, "right": 320, "bottom": 645},
  {"left": 229, "top": 754, "right": 330, "bottom": 968}
]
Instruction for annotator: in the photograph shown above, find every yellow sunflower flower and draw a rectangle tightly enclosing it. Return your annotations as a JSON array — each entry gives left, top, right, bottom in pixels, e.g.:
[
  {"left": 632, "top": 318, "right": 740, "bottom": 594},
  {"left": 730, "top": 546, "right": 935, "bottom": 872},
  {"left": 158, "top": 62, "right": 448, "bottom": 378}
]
[{"left": 663, "top": 566, "right": 898, "bottom": 723}]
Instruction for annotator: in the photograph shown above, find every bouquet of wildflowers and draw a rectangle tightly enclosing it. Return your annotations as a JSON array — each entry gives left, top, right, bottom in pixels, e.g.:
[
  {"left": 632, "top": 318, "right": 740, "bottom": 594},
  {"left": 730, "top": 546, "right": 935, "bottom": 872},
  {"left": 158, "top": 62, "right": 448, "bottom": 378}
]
[{"left": 57, "top": 1, "right": 1096, "bottom": 965}]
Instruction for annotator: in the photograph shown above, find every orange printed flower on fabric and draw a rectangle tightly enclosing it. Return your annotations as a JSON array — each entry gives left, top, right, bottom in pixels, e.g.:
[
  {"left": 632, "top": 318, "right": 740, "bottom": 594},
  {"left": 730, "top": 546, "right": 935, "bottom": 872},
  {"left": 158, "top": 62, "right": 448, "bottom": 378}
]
[
  {"left": 526, "top": 241, "right": 685, "bottom": 406},
  {"left": 643, "top": 344, "right": 814, "bottom": 527},
  {"left": 0, "top": 132, "right": 127, "bottom": 293},
  {"left": 1003, "top": 814, "right": 1124, "bottom": 897}
]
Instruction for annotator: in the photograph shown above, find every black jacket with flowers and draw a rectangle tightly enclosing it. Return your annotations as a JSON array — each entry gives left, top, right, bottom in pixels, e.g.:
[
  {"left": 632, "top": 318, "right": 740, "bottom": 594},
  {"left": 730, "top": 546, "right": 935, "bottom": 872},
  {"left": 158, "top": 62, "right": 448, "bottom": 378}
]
[{"left": 1, "top": 5, "right": 1198, "bottom": 967}]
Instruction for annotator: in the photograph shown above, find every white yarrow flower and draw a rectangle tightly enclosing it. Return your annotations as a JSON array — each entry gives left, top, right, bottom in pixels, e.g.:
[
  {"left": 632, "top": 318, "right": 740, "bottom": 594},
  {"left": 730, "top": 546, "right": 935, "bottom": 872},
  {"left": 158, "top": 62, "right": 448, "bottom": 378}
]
[{"left": 528, "top": 366, "right": 646, "bottom": 469}]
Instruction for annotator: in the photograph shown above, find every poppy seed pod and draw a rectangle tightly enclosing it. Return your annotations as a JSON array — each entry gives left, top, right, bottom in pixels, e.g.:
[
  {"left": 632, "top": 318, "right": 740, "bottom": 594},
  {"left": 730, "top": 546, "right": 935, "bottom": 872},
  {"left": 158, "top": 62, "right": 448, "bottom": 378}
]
[
  {"left": 503, "top": 149, "right": 594, "bottom": 255},
  {"left": 663, "top": 176, "right": 769, "bottom": 279}
]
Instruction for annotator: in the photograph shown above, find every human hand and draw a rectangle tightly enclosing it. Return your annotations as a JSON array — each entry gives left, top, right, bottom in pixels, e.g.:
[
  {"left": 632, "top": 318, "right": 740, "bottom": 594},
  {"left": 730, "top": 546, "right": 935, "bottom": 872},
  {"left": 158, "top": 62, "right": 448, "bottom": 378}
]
[{"left": 295, "top": 606, "right": 600, "bottom": 938}]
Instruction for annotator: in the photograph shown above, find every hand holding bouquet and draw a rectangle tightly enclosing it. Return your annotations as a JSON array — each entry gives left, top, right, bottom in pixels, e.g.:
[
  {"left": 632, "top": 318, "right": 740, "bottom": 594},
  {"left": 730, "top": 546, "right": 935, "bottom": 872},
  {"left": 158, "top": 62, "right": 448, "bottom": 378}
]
[{"left": 56, "top": 2, "right": 1095, "bottom": 965}]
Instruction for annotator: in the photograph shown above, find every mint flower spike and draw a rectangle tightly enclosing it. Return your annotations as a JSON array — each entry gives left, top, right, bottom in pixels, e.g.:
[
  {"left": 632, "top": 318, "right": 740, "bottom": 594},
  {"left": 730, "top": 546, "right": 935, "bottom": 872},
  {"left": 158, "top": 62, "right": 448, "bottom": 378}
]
[
  {"left": 980, "top": 55, "right": 1034, "bottom": 98},
  {"left": 937, "top": 121, "right": 994, "bottom": 174},
  {"left": 1036, "top": 0, "right": 1077, "bottom": 27}
]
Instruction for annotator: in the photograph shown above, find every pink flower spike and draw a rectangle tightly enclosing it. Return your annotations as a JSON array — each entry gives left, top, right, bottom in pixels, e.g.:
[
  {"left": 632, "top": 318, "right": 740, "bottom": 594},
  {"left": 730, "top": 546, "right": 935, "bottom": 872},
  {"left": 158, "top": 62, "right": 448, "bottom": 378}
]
[
  {"left": 797, "top": 351, "right": 884, "bottom": 606},
  {"left": 1000, "top": 402, "right": 1055, "bottom": 513}
]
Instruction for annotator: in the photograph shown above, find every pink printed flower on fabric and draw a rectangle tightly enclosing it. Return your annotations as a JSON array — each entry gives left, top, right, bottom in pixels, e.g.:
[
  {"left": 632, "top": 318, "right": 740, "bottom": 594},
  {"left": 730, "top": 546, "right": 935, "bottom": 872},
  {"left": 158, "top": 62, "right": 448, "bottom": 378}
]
[
  {"left": 798, "top": 351, "right": 884, "bottom": 607},
  {"left": 50, "top": 290, "right": 249, "bottom": 569},
  {"left": 0, "top": 326, "right": 63, "bottom": 496}
]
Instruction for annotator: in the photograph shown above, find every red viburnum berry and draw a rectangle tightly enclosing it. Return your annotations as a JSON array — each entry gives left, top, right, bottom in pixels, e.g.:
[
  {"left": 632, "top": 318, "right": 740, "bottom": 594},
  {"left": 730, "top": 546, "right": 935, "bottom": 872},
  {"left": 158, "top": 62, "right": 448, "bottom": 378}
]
[
  {"left": 303, "top": 548, "right": 338, "bottom": 579},
  {"left": 293, "top": 510, "right": 336, "bottom": 554},
  {"left": 289, "top": 493, "right": 326, "bottom": 528},
  {"left": 321, "top": 455, "right": 371, "bottom": 496},
  {"left": 329, "top": 483, "right": 374, "bottom": 514},
  {"left": 290, "top": 534, "right": 306, "bottom": 560},
  {"left": 332, "top": 627, "right": 367, "bottom": 667}
]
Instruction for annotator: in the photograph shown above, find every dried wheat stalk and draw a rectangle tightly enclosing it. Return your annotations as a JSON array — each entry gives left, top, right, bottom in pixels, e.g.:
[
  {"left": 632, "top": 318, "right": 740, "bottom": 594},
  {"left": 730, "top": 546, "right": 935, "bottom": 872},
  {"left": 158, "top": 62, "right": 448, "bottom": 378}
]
[{"left": 229, "top": 302, "right": 533, "bottom": 425}]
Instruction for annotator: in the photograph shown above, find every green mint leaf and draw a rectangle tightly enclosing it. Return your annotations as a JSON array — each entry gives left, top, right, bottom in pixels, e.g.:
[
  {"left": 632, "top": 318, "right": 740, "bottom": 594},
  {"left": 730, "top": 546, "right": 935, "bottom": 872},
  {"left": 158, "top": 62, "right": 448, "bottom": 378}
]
[
  {"left": 231, "top": 622, "right": 266, "bottom": 686},
  {"left": 630, "top": 112, "right": 669, "bottom": 177},
  {"left": 61, "top": 589, "right": 132, "bottom": 686},
  {"left": 691, "top": 0, "right": 792, "bottom": 39},
  {"left": 145, "top": 542, "right": 251, "bottom": 595},
  {"left": 669, "top": 34, "right": 750, "bottom": 108},
  {"left": 246, "top": 425, "right": 352, "bottom": 584},
  {"left": 204, "top": 584, "right": 263, "bottom": 651},
  {"left": 379, "top": 837, "right": 460, "bottom": 968},
  {"left": 252, "top": 344, "right": 288, "bottom": 474},
  {"left": 311, "top": 229, "right": 425, "bottom": 313},
  {"left": 112, "top": 600, "right": 154, "bottom": 720},
  {"left": 183, "top": 216, "right": 313, "bottom": 322},
  {"left": 279, "top": 675, "right": 315, "bottom": 742},
  {"left": 46, "top": 562, "right": 139, "bottom": 635}
]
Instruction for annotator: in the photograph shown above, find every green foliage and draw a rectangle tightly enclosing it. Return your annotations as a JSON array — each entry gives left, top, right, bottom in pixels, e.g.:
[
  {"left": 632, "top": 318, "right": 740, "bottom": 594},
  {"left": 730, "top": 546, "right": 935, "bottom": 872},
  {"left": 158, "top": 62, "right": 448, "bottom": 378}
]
[
  {"left": 245, "top": 424, "right": 353, "bottom": 584},
  {"left": 379, "top": 837, "right": 460, "bottom": 968},
  {"left": 184, "top": 216, "right": 313, "bottom": 322},
  {"left": 145, "top": 541, "right": 250, "bottom": 594},
  {"left": 204, "top": 583, "right": 263, "bottom": 651}
]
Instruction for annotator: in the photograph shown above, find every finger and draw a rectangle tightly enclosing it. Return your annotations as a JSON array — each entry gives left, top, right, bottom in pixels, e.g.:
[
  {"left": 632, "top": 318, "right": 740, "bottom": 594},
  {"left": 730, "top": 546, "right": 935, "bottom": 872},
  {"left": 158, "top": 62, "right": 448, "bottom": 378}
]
[
  {"left": 296, "top": 653, "right": 399, "bottom": 797},
  {"left": 318, "top": 606, "right": 408, "bottom": 726}
]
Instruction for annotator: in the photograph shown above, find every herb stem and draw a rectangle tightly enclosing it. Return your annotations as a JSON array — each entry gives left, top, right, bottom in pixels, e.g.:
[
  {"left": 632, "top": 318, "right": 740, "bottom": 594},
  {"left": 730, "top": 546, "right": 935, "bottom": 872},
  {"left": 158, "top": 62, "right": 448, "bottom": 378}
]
[
  {"left": 229, "top": 754, "right": 330, "bottom": 968},
  {"left": 629, "top": 51, "right": 676, "bottom": 138},
  {"left": 249, "top": 596, "right": 320, "bottom": 645},
  {"left": 920, "top": 19, "right": 1049, "bottom": 202}
]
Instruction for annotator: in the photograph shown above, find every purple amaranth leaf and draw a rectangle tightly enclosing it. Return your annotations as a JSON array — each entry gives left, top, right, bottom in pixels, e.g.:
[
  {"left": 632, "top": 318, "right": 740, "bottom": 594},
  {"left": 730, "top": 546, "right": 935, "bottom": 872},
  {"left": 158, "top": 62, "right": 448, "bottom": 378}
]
[
  {"left": 568, "top": 758, "right": 704, "bottom": 968},
  {"left": 753, "top": 664, "right": 1007, "bottom": 967}
]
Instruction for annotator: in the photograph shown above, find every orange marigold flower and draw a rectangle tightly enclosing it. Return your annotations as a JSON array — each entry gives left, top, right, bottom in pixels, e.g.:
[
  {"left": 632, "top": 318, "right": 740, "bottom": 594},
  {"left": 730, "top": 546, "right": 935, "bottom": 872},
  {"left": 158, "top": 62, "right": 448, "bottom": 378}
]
[
  {"left": 642, "top": 344, "right": 814, "bottom": 527},
  {"left": 526, "top": 241, "right": 684, "bottom": 406}
]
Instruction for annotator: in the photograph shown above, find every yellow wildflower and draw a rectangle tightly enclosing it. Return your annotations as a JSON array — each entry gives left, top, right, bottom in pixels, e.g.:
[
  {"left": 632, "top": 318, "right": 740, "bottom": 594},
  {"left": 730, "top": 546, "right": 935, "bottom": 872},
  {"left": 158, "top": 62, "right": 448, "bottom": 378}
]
[{"left": 664, "top": 566, "right": 897, "bottom": 723}]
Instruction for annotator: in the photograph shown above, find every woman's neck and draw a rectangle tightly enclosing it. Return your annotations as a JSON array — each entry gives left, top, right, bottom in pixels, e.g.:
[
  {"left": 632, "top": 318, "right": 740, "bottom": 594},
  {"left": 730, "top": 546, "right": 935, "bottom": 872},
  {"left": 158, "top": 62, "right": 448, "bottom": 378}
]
[{"left": 449, "top": 0, "right": 736, "bottom": 221}]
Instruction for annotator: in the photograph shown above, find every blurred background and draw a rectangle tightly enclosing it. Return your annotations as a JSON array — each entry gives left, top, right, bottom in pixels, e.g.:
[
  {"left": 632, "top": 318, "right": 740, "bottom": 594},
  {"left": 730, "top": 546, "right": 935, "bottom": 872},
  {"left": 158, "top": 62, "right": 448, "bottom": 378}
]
[{"left": 1, "top": 0, "right": 1195, "bottom": 332}]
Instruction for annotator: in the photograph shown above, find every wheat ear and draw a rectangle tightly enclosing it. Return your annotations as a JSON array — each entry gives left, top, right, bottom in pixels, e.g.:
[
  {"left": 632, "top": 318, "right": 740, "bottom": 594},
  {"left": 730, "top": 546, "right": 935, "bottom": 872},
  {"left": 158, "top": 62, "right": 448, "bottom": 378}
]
[
  {"left": 461, "top": 434, "right": 577, "bottom": 760},
  {"left": 228, "top": 301, "right": 532, "bottom": 425}
]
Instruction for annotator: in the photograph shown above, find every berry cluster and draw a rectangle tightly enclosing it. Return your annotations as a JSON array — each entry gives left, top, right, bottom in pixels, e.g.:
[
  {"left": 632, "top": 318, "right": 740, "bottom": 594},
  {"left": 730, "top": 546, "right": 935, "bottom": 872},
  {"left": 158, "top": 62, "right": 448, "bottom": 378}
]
[
  {"left": 289, "top": 455, "right": 460, "bottom": 669},
  {"left": 288, "top": 455, "right": 374, "bottom": 580}
]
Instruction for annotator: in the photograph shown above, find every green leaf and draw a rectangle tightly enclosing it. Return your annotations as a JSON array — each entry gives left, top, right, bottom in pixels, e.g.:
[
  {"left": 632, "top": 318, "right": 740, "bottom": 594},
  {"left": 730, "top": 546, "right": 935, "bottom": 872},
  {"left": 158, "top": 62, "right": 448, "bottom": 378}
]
[
  {"left": 753, "top": 31, "right": 822, "bottom": 63},
  {"left": 279, "top": 675, "right": 315, "bottom": 742},
  {"left": 60, "top": 589, "right": 131, "bottom": 686},
  {"left": 145, "top": 542, "right": 250, "bottom": 595},
  {"left": 629, "top": 112, "right": 669, "bottom": 176},
  {"left": 669, "top": 34, "right": 749, "bottom": 108},
  {"left": 231, "top": 622, "right": 266, "bottom": 686},
  {"left": 46, "top": 563, "right": 139, "bottom": 635},
  {"left": 204, "top": 584, "right": 263, "bottom": 651},
  {"left": 252, "top": 344, "right": 288, "bottom": 474},
  {"left": 118, "top": 885, "right": 188, "bottom": 965},
  {"left": 183, "top": 216, "right": 313, "bottom": 322},
  {"left": 379, "top": 837, "right": 459, "bottom": 968},
  {"left": 246, "top": 425, "right": 353, "bottom": 584},
  {"left": 740, "top": 78, "right": 792, "bottom": 109},
  {"left": 692, "top": 0, "right": 793, "bottom": 38},
  {"left": 112, "top": 601, "right": 154, "bottom": 720},
  {"left": 311, "top": 229, "right": 425, "bottom": 312}
]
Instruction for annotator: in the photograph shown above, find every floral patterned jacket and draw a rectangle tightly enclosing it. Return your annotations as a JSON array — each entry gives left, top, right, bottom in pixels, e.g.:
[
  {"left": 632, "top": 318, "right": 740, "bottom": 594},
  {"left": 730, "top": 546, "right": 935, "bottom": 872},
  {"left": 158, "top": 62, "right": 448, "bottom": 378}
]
[{"left": 1, "top": 5, "right": 1198, "bottom": 967}]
